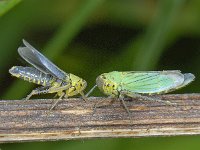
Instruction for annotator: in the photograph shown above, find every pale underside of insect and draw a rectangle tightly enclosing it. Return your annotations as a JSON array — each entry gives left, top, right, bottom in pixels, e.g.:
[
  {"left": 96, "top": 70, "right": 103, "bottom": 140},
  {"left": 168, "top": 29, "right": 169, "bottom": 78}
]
[
  {"left": 87, "top": 71, "right": 195, "bottom": 116},
  {"left": 9, "top": 39, "right": 87, "bottom": 110}
]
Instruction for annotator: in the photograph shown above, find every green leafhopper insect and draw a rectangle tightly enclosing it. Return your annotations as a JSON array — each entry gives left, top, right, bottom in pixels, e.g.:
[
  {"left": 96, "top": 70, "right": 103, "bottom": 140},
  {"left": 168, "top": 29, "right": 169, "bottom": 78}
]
[
  {"left": 87, "top": 71, "right": 195, "bottom": 116},
  {"left": 9, "top": 39, "right": 87, "bottom": 110}
]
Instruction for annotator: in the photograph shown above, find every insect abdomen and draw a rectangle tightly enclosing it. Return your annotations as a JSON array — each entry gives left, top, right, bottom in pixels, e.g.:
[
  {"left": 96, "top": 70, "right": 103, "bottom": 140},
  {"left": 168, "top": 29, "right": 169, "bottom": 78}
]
[{"left": 9, "top": 66, "right": 54, "bottom": 86}]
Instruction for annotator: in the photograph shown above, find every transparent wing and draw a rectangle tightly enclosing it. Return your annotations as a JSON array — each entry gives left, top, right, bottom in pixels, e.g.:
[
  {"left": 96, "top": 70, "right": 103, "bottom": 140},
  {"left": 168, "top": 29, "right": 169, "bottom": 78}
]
[
  {"left": 121, "top": 71, "right": 186, "bottom": 94},
  {"left": 18, "top": 39, "right": 67, "bottom": 80}
]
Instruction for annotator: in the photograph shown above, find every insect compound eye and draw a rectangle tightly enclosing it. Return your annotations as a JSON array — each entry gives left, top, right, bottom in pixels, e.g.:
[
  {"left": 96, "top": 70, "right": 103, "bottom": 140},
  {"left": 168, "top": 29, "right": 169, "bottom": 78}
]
[{"left": 101, "top": 75, "right": 106, "bottom": 79}]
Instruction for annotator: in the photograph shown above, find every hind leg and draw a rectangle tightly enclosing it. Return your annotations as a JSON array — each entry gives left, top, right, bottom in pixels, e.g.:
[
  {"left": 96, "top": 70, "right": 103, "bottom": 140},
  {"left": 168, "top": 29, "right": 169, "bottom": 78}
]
[
  {"left": 25, "top": 86, "right": 50, "bottom": 100},
  {"left": 26, "top": 84, "right": 69, "bottom": 100},
  {"left": 121, "top": 91, "right": 176, "bottom": 105}
]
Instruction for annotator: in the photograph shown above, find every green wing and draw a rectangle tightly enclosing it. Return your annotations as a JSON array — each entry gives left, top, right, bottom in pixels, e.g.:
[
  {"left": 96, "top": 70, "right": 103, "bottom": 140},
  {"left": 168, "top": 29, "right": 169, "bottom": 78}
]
[{"left": 120, "top": 71, "right": 188, "bottom": 94}]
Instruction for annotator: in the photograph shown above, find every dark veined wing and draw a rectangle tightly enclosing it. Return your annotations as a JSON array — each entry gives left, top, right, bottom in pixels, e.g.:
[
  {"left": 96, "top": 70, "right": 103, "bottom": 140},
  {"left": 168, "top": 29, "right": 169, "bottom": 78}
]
[
  {"left": 18, "top": 39, "right": 67, "bottom": 80},
  {"left": 121, "top": 71, "right": 186, "bottom": 94}
]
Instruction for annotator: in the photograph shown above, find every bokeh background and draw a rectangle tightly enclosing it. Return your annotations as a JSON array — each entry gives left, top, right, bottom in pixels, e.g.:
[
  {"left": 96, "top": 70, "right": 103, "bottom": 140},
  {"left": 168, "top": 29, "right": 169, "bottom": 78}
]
[{"left": 1, "top": 0, "right": 200, "bottom": 149}]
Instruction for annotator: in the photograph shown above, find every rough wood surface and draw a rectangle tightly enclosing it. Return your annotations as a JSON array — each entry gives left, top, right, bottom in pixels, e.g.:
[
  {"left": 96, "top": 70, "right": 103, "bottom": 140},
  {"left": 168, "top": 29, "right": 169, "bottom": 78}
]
[{"left": 1, "top": 94, "right": 200, "bottom": 143}]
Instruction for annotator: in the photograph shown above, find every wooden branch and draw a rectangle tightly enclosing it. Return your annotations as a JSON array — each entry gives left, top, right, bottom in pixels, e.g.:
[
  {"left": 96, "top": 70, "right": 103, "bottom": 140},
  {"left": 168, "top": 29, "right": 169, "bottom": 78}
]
[{"left": 1, "top": 94, "right": 200, "bottom": 143}]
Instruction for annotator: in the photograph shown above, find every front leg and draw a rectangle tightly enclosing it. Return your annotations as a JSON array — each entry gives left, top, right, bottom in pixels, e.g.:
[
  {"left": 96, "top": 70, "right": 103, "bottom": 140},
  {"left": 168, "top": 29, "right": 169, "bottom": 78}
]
[
  {"left": 79, "top": 91, "right": 87, "bottom": 102},
  {"left": 85, "top": 85, "right": 97, "bottom": 97}
]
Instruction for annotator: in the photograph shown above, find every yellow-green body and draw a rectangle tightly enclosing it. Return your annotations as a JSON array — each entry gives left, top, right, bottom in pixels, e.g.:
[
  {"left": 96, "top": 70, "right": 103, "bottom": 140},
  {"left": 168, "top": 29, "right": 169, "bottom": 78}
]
[
  {"left": 9, "top": 40, "right": 87, "bottom": 101},
  {"left": 96, "top": 71, "right": 195, "bottom": 98}
]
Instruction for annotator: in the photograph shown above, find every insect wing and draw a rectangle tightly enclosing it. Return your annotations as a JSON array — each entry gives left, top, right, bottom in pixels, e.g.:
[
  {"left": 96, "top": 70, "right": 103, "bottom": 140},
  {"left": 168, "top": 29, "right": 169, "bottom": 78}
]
[
  {"left": 18, "top": 39, "right": 67, "bottom": 80},
  {"left": 120, "top": 71, "right": 185, "bottom": 94}
]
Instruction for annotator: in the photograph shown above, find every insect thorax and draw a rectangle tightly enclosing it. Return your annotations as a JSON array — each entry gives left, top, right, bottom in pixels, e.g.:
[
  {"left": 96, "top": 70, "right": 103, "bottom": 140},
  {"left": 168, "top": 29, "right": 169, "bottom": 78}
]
[
  {"left": 65, "top": 73, "right": 87, "bottom": 96},
  {"left": 96, "top": 74, "right": 119, "bottom": 97}
]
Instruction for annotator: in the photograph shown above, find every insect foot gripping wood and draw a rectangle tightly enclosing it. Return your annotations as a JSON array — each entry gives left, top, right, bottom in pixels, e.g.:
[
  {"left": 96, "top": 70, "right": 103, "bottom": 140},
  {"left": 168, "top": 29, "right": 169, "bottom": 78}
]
[
  {"left": 9, "top": 39, "right": 87, "bottom": 110},
  {"left": 89, "top": 71, "right": 195, "bottom": 119}
]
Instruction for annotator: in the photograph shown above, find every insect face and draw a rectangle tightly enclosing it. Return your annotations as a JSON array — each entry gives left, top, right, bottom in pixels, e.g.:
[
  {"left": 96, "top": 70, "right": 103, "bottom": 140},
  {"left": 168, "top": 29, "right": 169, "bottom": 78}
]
[
  {"left": 96, "top": 74, "right": 118, "bottom": 97},
  {"left": 67, "top": 74, "right": 87, "bottom": 96}
]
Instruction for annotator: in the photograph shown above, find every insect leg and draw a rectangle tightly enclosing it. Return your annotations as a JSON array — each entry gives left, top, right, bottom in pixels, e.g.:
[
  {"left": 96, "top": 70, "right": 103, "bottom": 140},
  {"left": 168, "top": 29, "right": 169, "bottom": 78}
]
[
  {"left": 137, "top": 94, "right": 176, "bottom": 105},
  {"left": 50, "top": 92, "right": 65, "bottom": 110},
  {"left": 85, "top": 85, "right": 97, "bottom": 97},
  {"left": 93, "top": 96, "right": 115, "bottom": 114},
  {"left": 121, "top": 91, "right": 176, "bottom": 105},
  {"left": 118, "top": 94, "right": 133, "bottom": 123},
  {"left": 47, "top": 84, "right": 70, "bottom": 93},
  {"left": 42, "top": 85, "right": 70, "bottom": 110},
  {"left": 53, "top": 93, "right": 58, "bottom": 98},
  {"left": 25, "top": 86, "right": 50, "bottom": 100},
  {"left": 79, "top": 91, "right": 87, "bottom": 102}
]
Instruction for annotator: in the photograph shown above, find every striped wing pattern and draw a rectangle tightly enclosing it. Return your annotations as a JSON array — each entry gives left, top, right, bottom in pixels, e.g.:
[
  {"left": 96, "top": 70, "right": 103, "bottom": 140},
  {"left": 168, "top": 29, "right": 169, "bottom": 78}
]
[{"left": 120, "top": 71, "right": 185, "bottom": 94}]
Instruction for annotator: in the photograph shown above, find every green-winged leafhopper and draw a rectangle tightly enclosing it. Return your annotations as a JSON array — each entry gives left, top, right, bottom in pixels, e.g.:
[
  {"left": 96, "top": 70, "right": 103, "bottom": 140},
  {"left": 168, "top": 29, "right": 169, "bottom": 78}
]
[
  {"left": 87, "top": 71, "right": 195, "bottom": 116},
  {"left": 9, "top": 40, "right": 87, "bottom": 110}
]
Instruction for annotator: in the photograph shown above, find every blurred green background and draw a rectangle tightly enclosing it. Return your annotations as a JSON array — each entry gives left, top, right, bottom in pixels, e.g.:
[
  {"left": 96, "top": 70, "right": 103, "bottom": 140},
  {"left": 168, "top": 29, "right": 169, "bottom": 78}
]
[{"left": 1, "top": 0, "right": 200, "bottom": 149}]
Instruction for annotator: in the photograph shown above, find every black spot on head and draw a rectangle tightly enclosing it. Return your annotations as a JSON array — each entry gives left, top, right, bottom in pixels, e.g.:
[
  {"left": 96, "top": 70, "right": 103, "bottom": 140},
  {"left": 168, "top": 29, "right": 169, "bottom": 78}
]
[{"left": 102, "top": 75, "right": 106, "bottom": 79}]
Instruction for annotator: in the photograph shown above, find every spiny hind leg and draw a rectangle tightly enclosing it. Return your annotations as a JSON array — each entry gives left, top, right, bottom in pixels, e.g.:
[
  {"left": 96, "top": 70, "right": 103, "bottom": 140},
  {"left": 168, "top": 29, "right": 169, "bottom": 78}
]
[
  {"left": 25, "top": 86, "right": 50, "bottom": 100},
  {"left": 121, "top": 91, "right": 176, "bottom": 105},
  {"left": 50, "top": 92, "right": 66, "bottom": 110}
]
